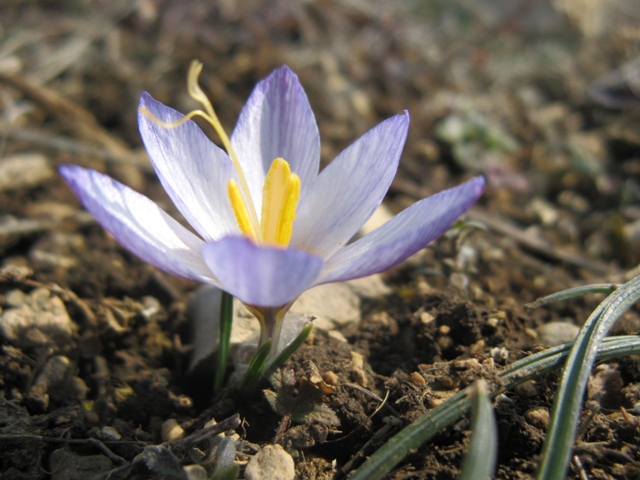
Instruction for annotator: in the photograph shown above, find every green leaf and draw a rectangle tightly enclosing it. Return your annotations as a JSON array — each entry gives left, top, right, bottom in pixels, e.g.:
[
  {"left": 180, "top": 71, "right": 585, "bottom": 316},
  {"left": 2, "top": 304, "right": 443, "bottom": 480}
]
[
  {"left": 214, "top": 291, "right": 234, "bottom": 392},
  {"left": 460, "top": 380, "right": 497, "bottom": 480},
  {"left": 266, "top": 324, "right": 314, "bottom": 377},
  {"left": 347, "top": 335, "right": 640, "bottom": 480},
  {"left": 240, "top": 340, "right": 272, "bottom": 395},
  {"left": 524, "top": 283, "right": 618, "bottom": 310},
  {"left": 536, "top": 275, "right": 640, "bottom": 480}
]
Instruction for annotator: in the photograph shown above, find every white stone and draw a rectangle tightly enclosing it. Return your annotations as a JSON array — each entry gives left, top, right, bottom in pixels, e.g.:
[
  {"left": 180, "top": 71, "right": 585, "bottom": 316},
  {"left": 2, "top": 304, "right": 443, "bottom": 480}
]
[
  {"left": 0, "top": 153, "right": 54, "bottom": 192},
  {"left": 244, "top": 444, "right": 294, "bottom": 480},
  {"left": 290, "top": 275, "right": 390, "bottom": 331},
  {"left": 161, "top": 418, "right": 185, "bottom": 442},
  {"left": 536, "top": 321, "right": 580, "bottom": 347},
  {"left": 0, "top": 288, "right": 76, "bottom": 348}
]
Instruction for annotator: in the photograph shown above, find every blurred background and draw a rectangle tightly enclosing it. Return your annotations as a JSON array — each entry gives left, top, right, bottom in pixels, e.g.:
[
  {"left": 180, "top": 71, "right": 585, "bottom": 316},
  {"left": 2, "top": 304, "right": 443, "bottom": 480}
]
[{"left": 1, "top": 0, "right": 640, "bottom": 274}]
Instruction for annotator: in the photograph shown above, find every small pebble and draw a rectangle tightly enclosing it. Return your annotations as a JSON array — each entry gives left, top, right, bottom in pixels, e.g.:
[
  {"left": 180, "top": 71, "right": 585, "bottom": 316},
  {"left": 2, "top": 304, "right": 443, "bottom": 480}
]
[
  {"left": 161, "top": 418, "right": 185, "bottom": 442},
  {"left": 349, "top": 353, "right": 368, "bottom": 384},
  {"left": 323, "top": 371, "right": 339, "bottom": 385},
  {"left": 494, "top": 393, "right": 514, "bottom": 405},
  {"left": 438, "top": 325, "right": 451, "bottom": 335},
  {"left": 491, "top": 347, "right": 509, "bottom": 362},
  {"left": 49, "top": 449, "right": 113, "bottom": 480},
  {"left": 536, "top": 321, "right": 580, "bottom": 347},
  {"left": 469, "top": 339, "right": 485, "bottom": 355},
  {"left": 524, "top": 407, "right": 550, "bottom": 429},
  {"left": 100, "top": 426, "right": 121, "bottom": 440},
  {"left": 0, "top": 153, "right": 53, "bottom": 192},
  {"left": 449, "top": 272, "right": 469, "bottom": 292},
  {"left": 351, "top": 368, "right": 368, "bottom": 387},
  {"left": 515, "top": 380, "right": 538, "bottom": 397},
  {"left": 486, "top": 317, "right": 500, "bottom": 328},
  {"left": 328, "top": 330, "right": 348, "bottom": 343},
  {"left": 437, "top": 335, "right": 454, "bottom": 350},
  {"left": 439, "top": 374, "right": 459, "bottom": 389},
  {"left": 0, "top": 288, "right": 76, "bottom": 348},
  {"left": 410, "top": 372, "right": 426, "bottom": 387},
  {"left": 420, "top": 312, "right": 435, "bottom": 324},
  {"left": 244, "top": 444, "right": 294, "bottom": 480},
  {"left": 350, "top": 351, "right": 364, "bottom": 370}
]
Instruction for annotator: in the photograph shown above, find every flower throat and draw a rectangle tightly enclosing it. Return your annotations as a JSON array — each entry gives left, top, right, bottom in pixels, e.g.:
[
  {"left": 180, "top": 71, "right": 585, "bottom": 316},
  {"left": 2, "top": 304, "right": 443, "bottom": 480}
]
[{"left": 139, "top": 60, "right": 300, "bottom": 247}]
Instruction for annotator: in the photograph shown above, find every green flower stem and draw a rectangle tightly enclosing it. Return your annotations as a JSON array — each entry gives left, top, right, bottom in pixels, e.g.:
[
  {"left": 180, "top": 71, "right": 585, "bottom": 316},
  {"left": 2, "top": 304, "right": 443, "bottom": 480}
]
[{"left": 214, "top": 291, "right": 234, "bottom": 392}]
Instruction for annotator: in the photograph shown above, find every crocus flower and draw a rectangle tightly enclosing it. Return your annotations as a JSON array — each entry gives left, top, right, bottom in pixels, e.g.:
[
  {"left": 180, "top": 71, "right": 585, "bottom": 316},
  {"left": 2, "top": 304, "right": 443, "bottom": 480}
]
[{"left": 60, "top": 62, "right": 485, "bottom": 357}]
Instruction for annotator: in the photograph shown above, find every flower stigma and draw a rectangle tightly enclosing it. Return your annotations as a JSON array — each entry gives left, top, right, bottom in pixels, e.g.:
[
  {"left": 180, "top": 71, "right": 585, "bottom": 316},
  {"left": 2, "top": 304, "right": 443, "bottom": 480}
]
[{"left": 139, "top": 60, "right": 300, "bottom": 247}]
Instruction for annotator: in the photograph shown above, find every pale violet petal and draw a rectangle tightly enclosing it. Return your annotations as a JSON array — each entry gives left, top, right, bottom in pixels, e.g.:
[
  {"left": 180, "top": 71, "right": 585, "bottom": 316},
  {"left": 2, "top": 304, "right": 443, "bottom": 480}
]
[
  {"left": 139, "top": 92, "right": 239, "bottom": 242},
  {"left": 290, "top": 113, "right": 409, "bottom": 258},
  {"left": 202, "top": 236, "right": 323, "bottom": 307},
  {"left": 60, "top": 165, "right": 218, "bottom": 284},
  {"left": 230, "top": 66, "right": 320, "bottom": 213},
  {"left": 319, "top": 176, "right": 486, "bottom": 284}
]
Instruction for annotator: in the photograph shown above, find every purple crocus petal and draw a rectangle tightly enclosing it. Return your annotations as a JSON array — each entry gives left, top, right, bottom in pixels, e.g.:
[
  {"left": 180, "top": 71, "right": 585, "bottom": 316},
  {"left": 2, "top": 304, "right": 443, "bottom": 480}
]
[
  {"left": 318, "top": 176, "right": 486, "bottom": 284},
  {"left": 202, "top": 236, "right": 323, "bottom": 307},
  {"left": 139, "top": 92, "right": 238, "bottom": 242},
  {"left": 60, "top": 165, "right": 219, "bottom": 285},
  {"left": 290, "top": 113, "right": 409, "bottom": 258},
  {"left": 230, "top": 66, "right": 320, "bottom": 212}
]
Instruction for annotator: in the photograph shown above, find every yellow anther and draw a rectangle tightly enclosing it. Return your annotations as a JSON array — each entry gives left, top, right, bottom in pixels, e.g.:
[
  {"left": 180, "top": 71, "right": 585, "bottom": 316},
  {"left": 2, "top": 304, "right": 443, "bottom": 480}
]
[
  {"left": 141, "top": 61, "right": 302, "bottom": 248},
  {"left": 261, "top": 158, "right": 300, "bottom": 247},
  {"left": 276, "top": 170, "right": 300, "bottom": 246},
  {"left": 227, "top": 179, "right": 257, "bottom": 240}
]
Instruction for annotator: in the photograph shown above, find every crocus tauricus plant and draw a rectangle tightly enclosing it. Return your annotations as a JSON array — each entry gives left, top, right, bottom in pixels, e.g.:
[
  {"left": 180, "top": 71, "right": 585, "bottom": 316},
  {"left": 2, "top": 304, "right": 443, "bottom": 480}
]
[{"left": 60, "top": 61, "right": 485, "bottom": 371}]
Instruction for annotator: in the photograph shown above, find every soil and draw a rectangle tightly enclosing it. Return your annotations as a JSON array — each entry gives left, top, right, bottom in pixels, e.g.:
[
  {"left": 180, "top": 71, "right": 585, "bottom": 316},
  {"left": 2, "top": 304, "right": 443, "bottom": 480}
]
[{"left": 1, "top": 1, "right": 640, "bottom": 479}]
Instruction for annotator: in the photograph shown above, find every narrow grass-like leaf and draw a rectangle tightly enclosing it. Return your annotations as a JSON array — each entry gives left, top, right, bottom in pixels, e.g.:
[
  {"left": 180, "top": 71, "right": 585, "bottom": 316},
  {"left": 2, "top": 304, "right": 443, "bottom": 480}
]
[
  {"left": 536, "top": 275, "right": 640, "bottom": 480},
  {"left": 524, "top": 283, "right": 618, "bottom": 309},
  {"left": 460, "top": 380, "right": 497, "bottom": 480},
  {"left": 240, "top": 340, "right": 272, "bottom": 395},
  {"left": 214, "top": 291, "right": 234, "bottom": 392},
  {"left": 348, "top": 335, "right": 640, "bottom": 480},
  {"left": 265, "top": 324, "right": 314, "bottom": 377}
]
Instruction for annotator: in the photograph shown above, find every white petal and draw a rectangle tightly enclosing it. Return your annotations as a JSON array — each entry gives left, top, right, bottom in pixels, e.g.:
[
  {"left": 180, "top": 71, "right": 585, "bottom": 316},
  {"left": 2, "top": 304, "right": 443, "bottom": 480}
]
[
  {"left": 139, "top": 92, "right": 239, "bottom": 242},
  {"left": 319, "top": 176, "right": 486, "bottom": 283},
  {"left": 60, "top": 165, "right": 218, "bottom": 284},
  {"left": 290, "top": 113, "right": 409, "bottom": 258},
  {"left": 230, "top": 66, "right": 320, "bottom": 213}
]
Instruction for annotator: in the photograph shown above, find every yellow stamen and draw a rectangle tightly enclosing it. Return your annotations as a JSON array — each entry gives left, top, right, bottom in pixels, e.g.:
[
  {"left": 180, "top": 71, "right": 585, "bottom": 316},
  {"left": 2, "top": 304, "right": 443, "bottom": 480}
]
[
  {"left": 139, "top": 60, "right": 302, "bottom": 248},
  {"left": 261, "top": 158, "right": 301, "bottom": 246},
  {"left": 139, "top": 60, "right": 261, "bottom": 237},
  {"left": 227, "top": 179, "right": 257, "bottom": 240}
]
